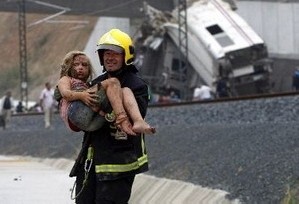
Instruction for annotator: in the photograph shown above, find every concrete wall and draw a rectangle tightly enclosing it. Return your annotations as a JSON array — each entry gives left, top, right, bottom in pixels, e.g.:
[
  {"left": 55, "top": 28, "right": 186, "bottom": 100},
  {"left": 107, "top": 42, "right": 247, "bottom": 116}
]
[{"left": 237, "top": 0, "right": 299, "bottom": 59}]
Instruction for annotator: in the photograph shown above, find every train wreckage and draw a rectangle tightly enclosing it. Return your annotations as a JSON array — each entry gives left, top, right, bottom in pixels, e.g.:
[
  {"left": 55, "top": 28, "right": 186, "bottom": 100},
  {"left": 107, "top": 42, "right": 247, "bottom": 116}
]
[{"left": 134, "top": 0, "right": 273, "bottom": 101}]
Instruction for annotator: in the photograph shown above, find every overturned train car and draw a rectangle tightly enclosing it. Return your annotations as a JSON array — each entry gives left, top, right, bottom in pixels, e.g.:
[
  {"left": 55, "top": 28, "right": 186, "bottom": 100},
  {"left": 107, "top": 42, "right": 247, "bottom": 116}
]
[{"left": 135, "top": 0, "right": 272, "bottom": 99}]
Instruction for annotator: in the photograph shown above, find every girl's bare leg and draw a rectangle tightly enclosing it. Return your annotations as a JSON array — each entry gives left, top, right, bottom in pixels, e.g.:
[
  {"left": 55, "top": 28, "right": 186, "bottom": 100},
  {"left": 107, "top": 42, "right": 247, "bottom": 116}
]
[
  {"left": 101, "top": 78, "right": 136, "bottom": 135},
  {"left": 122, "top": 87, "right": 155, "bottom": 134}
]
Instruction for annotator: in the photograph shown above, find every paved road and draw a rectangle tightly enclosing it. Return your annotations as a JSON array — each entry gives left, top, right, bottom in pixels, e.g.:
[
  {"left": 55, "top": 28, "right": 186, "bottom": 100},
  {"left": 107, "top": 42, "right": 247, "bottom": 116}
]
[
  {"left": 0, "top": 156, "right": 75, "bottom": 204},
  {"left": 0, "top": 156, "right": 239, "bottom": 204}
]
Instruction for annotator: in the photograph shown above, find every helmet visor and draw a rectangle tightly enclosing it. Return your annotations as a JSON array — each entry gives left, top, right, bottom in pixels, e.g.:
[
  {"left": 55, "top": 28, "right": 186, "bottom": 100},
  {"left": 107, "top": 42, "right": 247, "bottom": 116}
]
[{"left": 97, "top": 44, "right": 124, "bottom": 54}]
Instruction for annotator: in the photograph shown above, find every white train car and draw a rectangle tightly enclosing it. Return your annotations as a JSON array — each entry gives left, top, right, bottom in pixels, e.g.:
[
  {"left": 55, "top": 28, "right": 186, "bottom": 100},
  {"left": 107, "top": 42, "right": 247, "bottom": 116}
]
[
  {"left": 136, "top": 0, "right": 272, "bottom": 99},
  {"left": 166, "top": 0, "right": 272, "bottom": 96}
]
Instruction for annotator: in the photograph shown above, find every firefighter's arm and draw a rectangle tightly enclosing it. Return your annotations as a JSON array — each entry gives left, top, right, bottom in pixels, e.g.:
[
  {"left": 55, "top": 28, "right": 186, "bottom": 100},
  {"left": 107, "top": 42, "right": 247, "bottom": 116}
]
[{"left": 133, "top": 85, "right": 149, "bottom": 118}]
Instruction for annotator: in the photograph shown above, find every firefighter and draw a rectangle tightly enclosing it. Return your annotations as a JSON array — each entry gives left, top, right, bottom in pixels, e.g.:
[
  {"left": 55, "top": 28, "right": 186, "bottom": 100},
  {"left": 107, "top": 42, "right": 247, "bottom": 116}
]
[{"left": 71, "top": 29, "right": 151, "bottom": 204}]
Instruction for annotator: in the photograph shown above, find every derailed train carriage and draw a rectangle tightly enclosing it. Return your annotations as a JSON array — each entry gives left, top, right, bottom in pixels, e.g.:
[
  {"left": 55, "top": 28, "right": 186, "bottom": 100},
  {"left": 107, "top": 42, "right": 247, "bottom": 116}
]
[{"left": 134, "top": 0, "right": 272, "bottom": 100}]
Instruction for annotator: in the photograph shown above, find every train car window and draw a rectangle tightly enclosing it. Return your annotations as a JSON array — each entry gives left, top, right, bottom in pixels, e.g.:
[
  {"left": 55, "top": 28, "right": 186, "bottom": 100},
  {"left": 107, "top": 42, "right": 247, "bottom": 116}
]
[
  {"left": 206, "top": 24, "right": 234, "bottom": 47},
  {"left": 207, "top": 24, "right": 223, "bottom": 35},
  {"left": 170, "top": 58, "right": 187, "bottom": 81}
]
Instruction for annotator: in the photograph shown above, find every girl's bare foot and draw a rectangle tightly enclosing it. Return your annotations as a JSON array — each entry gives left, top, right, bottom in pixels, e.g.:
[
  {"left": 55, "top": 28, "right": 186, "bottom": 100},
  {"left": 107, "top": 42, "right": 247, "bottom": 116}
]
[{"left": 132, "top": 120, "right": 156, "bottom": 134}]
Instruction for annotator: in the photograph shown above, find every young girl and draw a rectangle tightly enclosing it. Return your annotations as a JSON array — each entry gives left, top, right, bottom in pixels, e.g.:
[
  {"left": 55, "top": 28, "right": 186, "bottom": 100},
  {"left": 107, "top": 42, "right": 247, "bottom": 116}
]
[{"left": 57, "top": 50, "right": 155, "bottom": 135}]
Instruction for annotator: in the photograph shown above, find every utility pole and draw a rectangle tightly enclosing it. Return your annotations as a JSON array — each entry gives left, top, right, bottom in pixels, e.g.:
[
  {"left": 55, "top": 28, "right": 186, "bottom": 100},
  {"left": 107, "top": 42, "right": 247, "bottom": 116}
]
[
  {"left": 178, "top": 0, "right": 189, "bottom": 100},
  {"left": 18, "top": 0, "right": 28, "bottom": 108}
]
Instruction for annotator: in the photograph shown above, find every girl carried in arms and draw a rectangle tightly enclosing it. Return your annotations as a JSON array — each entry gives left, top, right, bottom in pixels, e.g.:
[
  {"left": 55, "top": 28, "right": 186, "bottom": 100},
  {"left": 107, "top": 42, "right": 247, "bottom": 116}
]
[{"left": 56, "top": 50, "right": 155, "bottom": 135}]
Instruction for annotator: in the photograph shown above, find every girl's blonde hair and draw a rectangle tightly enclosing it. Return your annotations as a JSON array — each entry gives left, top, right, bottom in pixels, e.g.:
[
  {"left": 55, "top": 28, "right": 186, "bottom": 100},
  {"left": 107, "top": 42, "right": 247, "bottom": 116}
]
[{"left": 60, "top": 50, "right": 95, "bottom": 82}]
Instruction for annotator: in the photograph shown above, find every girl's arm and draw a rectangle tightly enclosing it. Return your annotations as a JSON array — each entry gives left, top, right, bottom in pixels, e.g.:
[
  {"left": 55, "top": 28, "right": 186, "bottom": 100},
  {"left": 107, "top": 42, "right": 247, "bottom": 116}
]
[{"left": 58, "top": 76, "right": 97, "bottom": 106}]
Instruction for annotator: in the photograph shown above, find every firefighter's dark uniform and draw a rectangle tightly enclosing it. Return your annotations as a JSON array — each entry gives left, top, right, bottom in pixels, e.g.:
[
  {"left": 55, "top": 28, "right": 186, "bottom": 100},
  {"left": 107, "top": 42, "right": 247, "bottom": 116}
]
[
  {"left": 70, "top": 28, "right": 151, "bottom": 204},
  {"left": 73, "top": 65, "right": 149, "bottom": 204}
]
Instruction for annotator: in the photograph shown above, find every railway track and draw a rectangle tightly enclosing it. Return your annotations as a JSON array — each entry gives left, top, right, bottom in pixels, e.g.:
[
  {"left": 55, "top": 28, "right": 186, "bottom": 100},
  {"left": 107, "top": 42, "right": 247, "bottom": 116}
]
[
  {"left": 149, "top": 91, "right": 299, "bottom": 107},
  {"left": 12, "top": 91, "right": 299, "bottom": 117}
]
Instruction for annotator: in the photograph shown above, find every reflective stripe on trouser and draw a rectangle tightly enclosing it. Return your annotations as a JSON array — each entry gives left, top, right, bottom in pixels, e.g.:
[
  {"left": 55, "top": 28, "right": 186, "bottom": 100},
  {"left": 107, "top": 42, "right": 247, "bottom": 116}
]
[
  {"left": 96, "top": 134, "right": 148, "bottom": 173},
  {"left": 95, "top": 154, "right": 148, "bottom": 173}
]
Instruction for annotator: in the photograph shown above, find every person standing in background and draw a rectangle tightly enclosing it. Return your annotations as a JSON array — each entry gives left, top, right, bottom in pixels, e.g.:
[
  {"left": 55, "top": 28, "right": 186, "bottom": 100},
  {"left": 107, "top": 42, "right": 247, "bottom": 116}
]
[
  {"left": 216, "top": 78, "right": 230, "bottom": 98},
  {"left": 40, "top": 82, "right": 54, "bottom": 128},
  {"left": 292, "top": 67, "right": 299, "bottom": 91},
  {"left": 192, "top": 85, "right": 213, "bottom": 101},
  {"left": 0, "top": 91, "right": 14, "bottom": 129},
  {"left": 16, "top": 101, "right": 24, "bottom": 113}
]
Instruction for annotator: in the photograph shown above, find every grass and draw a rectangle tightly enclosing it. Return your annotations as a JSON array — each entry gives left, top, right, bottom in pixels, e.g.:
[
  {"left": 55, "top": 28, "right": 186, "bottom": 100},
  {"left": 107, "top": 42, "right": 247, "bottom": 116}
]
[
  {"left": 282, "top": 180, "right": 299, "bottom": 204},
  {"left": 0, "top": 12, "right": 97, "bottom": 100}
]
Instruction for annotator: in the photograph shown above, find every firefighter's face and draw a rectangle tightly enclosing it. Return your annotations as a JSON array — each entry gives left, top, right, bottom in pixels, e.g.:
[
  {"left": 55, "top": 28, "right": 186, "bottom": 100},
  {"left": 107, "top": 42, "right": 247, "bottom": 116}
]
[{"left": 103, "top": 50, "right": 124, "bottom": 72}]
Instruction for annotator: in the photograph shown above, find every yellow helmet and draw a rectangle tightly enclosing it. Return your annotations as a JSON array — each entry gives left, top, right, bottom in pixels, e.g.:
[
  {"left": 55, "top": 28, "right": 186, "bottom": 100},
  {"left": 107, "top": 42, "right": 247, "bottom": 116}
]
[{"left": 97, "top": 29, "right": 135, "bottom": 66}]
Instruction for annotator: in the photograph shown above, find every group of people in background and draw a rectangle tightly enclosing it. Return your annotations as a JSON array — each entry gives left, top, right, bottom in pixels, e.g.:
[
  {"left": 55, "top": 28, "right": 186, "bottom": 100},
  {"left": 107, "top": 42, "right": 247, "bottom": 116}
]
[{"left": 0, "top": 82, "right": 56, "bottom": 129}]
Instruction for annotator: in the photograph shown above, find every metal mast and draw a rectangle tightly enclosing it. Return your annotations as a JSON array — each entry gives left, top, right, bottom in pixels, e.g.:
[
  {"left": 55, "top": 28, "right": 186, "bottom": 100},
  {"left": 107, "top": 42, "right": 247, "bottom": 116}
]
[
  {"left": 18, "top": 0, "right": 28, "bottom": 108},
  {"left": 178, "top": 0, "right": 189, "bottom": 100}
]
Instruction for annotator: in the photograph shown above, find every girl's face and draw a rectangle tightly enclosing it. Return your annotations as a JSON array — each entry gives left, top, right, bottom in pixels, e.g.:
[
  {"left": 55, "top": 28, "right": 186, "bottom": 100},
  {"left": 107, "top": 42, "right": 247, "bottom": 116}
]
[{"left": 72, "top": 55, "right": 90, "bottom": 81}]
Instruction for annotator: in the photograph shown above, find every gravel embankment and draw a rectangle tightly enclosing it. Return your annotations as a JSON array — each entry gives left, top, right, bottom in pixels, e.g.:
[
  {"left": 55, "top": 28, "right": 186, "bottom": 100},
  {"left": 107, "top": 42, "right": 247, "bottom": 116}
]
[{"left": 1, "top": 94, "right": 299, "bottom": 204}]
